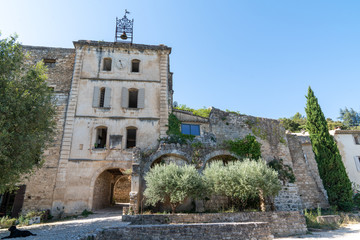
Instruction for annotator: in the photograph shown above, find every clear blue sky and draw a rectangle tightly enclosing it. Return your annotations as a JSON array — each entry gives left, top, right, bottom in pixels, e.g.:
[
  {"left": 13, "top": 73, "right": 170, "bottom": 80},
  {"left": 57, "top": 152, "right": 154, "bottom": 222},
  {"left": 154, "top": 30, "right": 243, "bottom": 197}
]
[{"left": 1, "top": 0, "right": 359, "bottom": 120}]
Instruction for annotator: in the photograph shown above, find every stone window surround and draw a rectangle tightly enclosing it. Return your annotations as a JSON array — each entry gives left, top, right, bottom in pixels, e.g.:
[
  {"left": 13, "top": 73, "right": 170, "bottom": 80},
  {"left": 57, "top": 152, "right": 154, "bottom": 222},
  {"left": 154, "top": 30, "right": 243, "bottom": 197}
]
[{"left": 354, "top": 156, "right": 360, "bottom": 172}]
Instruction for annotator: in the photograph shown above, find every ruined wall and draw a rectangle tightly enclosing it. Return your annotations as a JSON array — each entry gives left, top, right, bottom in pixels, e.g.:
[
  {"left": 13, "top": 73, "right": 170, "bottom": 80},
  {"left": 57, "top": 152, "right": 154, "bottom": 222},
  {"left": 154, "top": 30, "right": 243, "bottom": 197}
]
[
  {"left": 21, "top": 46, "right": 75, "bottom": 212},
  {"left": 287, "top": 134, "right": 329, "bottom": 209}
]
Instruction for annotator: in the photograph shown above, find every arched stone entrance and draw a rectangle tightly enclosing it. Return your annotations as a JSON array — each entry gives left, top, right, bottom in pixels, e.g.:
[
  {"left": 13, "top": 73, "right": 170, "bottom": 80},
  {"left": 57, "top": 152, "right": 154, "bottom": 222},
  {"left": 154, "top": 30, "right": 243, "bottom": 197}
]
[{"left": 92, "top": 168, "right": 131, "bottom": 210}]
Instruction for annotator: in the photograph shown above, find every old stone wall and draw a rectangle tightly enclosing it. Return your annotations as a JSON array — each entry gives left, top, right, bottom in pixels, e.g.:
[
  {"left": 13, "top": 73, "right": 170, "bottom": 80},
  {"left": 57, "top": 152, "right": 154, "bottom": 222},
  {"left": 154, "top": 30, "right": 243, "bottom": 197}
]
[
  {"left": 114, "top": 175, "right": 131, "bottom": 203},
  {"left": 82, "top": 222, "right": 272, "bottom": 240},
  {"left": 122, "top": 211, "right": 306, "bottom": 237},
  {"left": 21, "top": 46, "right": 75, "bottom": 213},
  {"left": 92, "top": 171, "right": 113, "bottom": 210},
  {"left": 287, "top": 134, "right": 329, "bottom": 209}
]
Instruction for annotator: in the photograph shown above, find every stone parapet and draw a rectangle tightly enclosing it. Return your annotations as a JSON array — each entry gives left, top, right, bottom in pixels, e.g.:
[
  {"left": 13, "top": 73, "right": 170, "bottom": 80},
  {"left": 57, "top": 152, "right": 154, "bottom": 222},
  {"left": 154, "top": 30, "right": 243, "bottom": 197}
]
[
  {"left": 122, "top": 211, "right": 307, "bottom": 237},
  {"left": 81, "top": 222, "right": 272, "bottom": 240}
]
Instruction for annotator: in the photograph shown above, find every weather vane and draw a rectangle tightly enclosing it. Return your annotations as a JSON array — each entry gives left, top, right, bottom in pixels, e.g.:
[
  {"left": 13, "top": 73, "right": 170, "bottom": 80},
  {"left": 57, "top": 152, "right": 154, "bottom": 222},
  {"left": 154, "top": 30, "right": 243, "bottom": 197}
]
[{"left": 115, "top": 9, "right": 134, "bottom": 44}]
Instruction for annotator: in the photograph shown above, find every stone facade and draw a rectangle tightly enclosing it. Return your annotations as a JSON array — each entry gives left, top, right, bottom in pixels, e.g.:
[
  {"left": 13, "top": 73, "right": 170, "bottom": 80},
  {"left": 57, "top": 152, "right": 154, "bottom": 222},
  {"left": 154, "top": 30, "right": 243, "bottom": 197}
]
[{"left": 15, "top": 40, "right": 330, "bottom": 217}]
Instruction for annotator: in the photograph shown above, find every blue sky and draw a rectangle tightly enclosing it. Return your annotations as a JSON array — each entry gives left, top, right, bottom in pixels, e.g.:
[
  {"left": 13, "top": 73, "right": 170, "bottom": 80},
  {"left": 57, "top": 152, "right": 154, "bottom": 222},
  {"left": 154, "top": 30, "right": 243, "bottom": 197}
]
[{"left": 1, "top": 0, "right": 359, "bottom": 120}]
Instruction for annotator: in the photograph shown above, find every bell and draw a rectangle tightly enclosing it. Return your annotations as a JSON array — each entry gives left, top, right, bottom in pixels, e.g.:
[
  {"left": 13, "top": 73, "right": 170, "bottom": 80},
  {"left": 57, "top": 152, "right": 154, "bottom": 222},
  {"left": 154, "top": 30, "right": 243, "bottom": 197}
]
[{"left": 120, "top": 31, "right": 128, "bottom": 40}]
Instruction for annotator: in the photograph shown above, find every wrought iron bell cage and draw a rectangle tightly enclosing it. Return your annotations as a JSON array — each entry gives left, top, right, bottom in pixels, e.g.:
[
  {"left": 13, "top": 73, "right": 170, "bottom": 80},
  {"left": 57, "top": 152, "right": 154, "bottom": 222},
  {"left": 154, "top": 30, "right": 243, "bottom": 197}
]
[{"left": 115, "top": 10, "right": 134, "bottom": 44}]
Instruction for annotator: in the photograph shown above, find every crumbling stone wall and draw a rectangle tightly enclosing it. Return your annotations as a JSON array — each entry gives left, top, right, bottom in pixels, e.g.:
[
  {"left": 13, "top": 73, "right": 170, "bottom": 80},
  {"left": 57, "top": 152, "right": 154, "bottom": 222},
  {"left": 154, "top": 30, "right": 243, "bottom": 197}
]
[
  {"left": 93, "top": 171, "right": 113, "bottom": 210},
  {"left": 21, "top": 46, "right": 75, "bottom": 212},
  {"left": 287, "top": 134, "right": 329, "bottom": 209}
]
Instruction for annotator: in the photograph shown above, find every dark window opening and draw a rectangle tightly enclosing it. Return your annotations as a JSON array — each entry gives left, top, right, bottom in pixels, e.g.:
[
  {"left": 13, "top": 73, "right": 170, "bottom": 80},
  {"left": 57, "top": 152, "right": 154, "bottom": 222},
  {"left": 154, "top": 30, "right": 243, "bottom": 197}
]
[
  {"left": 95, "top": 127, "right": 107, "bottom": 149},
  {"left": 126, "top": 128, "right": 137, "bottom": 148},
  {"left": 103, "top": 58, "right": 112, "bottom": 71},
  {"left": 354, "top": 136, "right": 360, "bottom": 145},
  {"left": 181, "top": 124, "right": 200, "bottom": 136},
  {"left": 99, "top": 88, "right": 106, "bottom": 108},
  {"left": 128, "top": 89, "right": 138, "bottom": 108},
  {"left": 131, "top": 60, "right": 140, "bottom": 73},
  {"left": 43, "top": 59, "right": 56, "bottom": 68}
]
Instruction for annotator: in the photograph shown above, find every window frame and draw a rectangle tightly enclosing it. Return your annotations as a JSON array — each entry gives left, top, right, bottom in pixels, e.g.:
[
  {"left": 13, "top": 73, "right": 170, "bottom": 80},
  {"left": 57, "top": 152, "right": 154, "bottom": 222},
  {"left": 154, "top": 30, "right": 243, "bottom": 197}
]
[
  {"left": 131, "top": 59, "right": 140, "bottom": 73},
  {"left": 94, "top": 126, "right": 108, "bottom": 149},
  {"left": 103, "top": 58, "right": 112, "bottom": 71},
  {"left": 181, "top": 123, "right": 200, "bottom": 136},
  {"left": 126, "top": 127, "right": 137, "bottom": 149}
]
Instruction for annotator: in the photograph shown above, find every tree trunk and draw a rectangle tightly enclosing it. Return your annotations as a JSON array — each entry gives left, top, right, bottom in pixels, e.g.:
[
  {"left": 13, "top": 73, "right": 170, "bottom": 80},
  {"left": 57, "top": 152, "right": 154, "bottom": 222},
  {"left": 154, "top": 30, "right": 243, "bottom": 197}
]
[
  {"left": 259, "top": 189, "right": 266, "bottom": 212},
  {"left": 170, "top": 203, "right": 178, "bottom": 214}
]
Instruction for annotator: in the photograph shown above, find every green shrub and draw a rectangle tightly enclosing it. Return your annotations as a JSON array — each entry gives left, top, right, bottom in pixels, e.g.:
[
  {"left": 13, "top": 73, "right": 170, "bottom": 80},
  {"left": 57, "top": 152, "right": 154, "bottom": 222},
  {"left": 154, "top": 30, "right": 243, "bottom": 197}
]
[
  {"left": 224, "top": 135, "right": 261, "bottom": 160},
  {"left": 203, "top": 159, "right": 281, "bottom": 211},
  {"left": 81, "top": 209, "right": 94, "bottom": 217},
  {"left": 0, "top": 216, "right": 16, "bottom": 229},
  {"left": 144, "top": 163, "right": 207, "bottom": 214}
]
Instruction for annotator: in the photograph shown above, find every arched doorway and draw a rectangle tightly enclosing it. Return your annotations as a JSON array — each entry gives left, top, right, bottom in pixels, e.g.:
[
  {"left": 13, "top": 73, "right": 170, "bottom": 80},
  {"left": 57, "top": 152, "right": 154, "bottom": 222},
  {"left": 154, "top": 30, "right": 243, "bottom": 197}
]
[{"left": 92, "top": 168, "right": 131, "bottom": 210}]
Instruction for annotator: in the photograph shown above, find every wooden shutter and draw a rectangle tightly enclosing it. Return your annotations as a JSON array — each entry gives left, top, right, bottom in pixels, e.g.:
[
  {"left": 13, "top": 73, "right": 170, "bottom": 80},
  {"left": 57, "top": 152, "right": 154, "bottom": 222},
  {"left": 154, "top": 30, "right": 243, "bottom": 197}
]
[
  {"left": 138, "top": 88, "right": 145, "bottom": 109},
  {"left": 104, "top": 87, "right": 111, "bottom": 108},
  {"left": 121, "top": 87, "right": 128, "bottom": 108},
  {"left": 92, "top": 86, "right": 100, "bottom": 107}
]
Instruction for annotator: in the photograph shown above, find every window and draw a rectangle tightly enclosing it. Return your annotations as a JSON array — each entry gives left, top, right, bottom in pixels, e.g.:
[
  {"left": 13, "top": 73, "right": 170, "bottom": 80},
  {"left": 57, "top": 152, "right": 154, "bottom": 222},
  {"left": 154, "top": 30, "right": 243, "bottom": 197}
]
[
  {"left": 121, "top": 87, "right": 145, "bottom": 109},
  {"left": 92, "top": 87, "right": 111, "bottom": 108},
  {"left": 131, "top": 59, "right": 140, "bottom": 73},
  {"left": 126, "top": 128, "right": 137, "bottom": 148},
  {"left": 95, "top": 127, "right": 107, "bottom": 149},
  {"left": 128, "top": 89, "right": 138, "bottom": 108},
  {"left": 43, "top": 59, "right": 56, "bottom": 68},
  {"left": 181, "top": 124, "right": 200, "bottom": 136},
  {"left": 103, "top": 58, "right": 112, "bottom": 71},
  {"left": 354, "top": 156, "right": 360, "bottom": 172},
  {"left": 354, "top": 135, "right": 360, "bottom": 145}
]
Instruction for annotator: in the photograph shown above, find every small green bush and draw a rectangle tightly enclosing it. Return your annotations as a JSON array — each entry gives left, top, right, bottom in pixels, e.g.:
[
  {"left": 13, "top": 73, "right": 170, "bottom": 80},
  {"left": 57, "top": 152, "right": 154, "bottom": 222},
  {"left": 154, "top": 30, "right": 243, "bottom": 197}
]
[
  {"left": 224, "top": 135, "right": 261, "bottom": 160},
  {"left": 0, "top": 216, "right": 16, "bottom": 229},
  {"left": 81, "top": 209, "right": 94, "bottom": 217},
  {"left": 144, "top": 163, "right": 207, "bottom": 214}
]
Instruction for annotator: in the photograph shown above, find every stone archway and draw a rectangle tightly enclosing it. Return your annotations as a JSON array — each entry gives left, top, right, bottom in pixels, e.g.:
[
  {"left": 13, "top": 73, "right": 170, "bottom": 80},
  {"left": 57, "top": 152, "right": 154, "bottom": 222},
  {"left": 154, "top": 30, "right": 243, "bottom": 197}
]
[
  {"left": 113, "top": 174, "right": 131, "bottom": 203},
  {"left": 200, "top": 150, "right": 238, "bottom": 170},
  {"left": 92, "top": 168, "right": 130, "bottom": 210}
]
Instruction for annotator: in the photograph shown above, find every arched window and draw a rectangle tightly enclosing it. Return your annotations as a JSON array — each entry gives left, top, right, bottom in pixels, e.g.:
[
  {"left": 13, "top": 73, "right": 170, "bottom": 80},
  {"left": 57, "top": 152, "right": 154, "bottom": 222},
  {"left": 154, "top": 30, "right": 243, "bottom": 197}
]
[
  {"left": 103, "top": 58, "right": 112, "bottom": 71},
  {"left": 128, "top": 89, "right": 138, "bottom": 108},
  {"left": 99, "top": 87, "right": 106, "bottom": 108},
  {"left": 126, "top": 127, "right": 137, "bottom": 148},
  {"left": 131, "top": 59, "right": 140, "bottom": 73},
  {"left": 95, "top": 126, "right": 108, "bottom": 149}
]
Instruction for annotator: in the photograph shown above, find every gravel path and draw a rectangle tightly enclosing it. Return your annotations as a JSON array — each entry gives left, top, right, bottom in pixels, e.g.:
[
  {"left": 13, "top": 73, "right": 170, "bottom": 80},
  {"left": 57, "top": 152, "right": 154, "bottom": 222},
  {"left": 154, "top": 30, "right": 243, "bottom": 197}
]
[
  {"left": 0, "top": 209, "right": 128, "bottom": 240},
  {"left": 2, "top": 211, "right": 360, "bottom": 240},
  {"left": 278, "top": 223, "right": 360, "bottom": 240}
]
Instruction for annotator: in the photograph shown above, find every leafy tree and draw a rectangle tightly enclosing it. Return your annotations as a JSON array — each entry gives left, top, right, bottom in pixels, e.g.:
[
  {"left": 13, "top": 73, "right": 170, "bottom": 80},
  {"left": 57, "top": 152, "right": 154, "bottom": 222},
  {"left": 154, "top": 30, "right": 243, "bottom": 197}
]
[
  {"left": 0, "top": 34, "right": 56, "bottom": 193},
  {"left": 204, "top": 159, "right": 281, "bottom": 211},
  {"left": 326, "top": 118, "right": 347, "bottom": 130},
  {"left": 144, "top": 163, "right": 206, "bottom": 214},
  {"left": 279, "top": 112, "right": 306, "bottom": 132},
  {"left": 305, "top": 87, "right": 353, "bottom": 211},
  {"left": 339, "top": 107, "right": 360, "bottom": 128}
]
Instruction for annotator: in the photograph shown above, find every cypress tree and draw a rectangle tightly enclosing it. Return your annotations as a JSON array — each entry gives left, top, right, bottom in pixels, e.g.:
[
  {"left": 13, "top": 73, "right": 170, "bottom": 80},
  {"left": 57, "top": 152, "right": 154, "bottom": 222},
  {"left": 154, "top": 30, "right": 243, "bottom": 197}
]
[{"left": 305, "top": 87, "right": 353, "bottom": 211}]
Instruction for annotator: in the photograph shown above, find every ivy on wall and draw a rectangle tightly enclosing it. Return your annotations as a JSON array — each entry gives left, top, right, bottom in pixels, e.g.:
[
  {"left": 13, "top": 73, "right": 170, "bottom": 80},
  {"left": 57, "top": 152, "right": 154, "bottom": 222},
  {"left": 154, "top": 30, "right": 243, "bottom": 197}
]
[
  {"left": 267, "top": 158, "right": 295, "bottom": 185},
  {"left": 162, "top": 113, "right": 194, "bottom": 144},
  {"left": 224, "top": 134, "right": 261, "bottom": 160}
]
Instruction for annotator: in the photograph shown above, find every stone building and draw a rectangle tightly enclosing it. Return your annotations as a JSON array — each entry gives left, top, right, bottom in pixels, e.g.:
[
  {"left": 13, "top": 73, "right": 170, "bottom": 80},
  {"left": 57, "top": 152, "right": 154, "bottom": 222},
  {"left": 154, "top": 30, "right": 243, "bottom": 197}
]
[
  {"left": 330, "top": 130, "right": 360, "bottom": 189},
  {"left": 1, "top": 39, "right": 330, "bottom": 217}
]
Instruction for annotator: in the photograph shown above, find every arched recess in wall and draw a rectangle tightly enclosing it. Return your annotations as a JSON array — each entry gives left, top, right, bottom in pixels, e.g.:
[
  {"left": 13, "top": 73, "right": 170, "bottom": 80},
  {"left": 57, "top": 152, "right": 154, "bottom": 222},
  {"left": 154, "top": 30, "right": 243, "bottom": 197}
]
[
  {"left": 89, "top": 162, "right": 132, "bottom": 210},
  {"left": 200, "top": 150, "right": 238, "bottom": 171},
  {"left": 144, "top": 150, "right": 190, "bottom": 173}
]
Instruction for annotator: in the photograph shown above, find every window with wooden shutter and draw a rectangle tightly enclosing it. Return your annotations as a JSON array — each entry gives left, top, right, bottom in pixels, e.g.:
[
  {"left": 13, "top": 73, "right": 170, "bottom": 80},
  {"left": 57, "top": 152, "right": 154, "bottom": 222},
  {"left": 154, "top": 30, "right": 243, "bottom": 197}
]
[
  {"left": 128, "top": 89, "right": 138, "bottom": 108},
  {"left": 121, "top": 87, "right": 128, "bottom": 108},
  {"left": 103, "top": 87, "right": 111, "bottom": 108},
  {"left": 99, "top": 88, "right": 106, "bottom": 107},
  {"left": 138, "top": 88, "right": 145, "bottom": 108},
  {"left": 92, "top": 86, "right": 100, "bottom": 108}
]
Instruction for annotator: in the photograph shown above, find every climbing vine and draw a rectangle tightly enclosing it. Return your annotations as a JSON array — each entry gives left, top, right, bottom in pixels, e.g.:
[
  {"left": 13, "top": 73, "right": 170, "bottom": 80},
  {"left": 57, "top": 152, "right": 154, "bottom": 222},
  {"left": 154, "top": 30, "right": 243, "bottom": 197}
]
[
  {"left": 224, "top": 134, "right": 261, "bottom": 160},
  {"left": 267, "top": 158, "right": 296, "bottom": 185},
  {"left": 161, "top": 113, "right": 194, "bottom": 144}
]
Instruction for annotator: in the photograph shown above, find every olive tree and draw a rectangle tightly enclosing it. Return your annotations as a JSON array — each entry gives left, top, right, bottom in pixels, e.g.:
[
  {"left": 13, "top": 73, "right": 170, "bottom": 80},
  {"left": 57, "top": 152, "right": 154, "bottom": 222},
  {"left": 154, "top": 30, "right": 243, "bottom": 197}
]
[
  {"left": 144, "top": 163, "right": 206, "bottom": 214},
  {"left": 204, "top": 159, "right": 281, "bottom": 211},
  {"left": 0, "top": 34, "right": 56, "bottom": 193}
]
